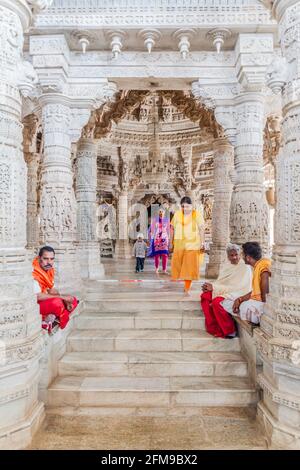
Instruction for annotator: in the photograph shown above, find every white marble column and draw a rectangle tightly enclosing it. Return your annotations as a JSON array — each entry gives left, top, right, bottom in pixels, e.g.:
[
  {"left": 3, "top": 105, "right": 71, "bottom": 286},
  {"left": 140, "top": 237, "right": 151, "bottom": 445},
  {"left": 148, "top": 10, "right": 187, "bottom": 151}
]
[
  {"left": 230, "top": 93, "right": 269, "bottom": 252},
  {"left": 206, "top": 138, "right": 234, "bottom": 278},
  {"left": 76, "top": 138, "right": 104, "bottom": 279},
  {"left": 23, "top": 115, "right": 40, "bottom": 250},
  {"left": 39, "top": 94, "right": 81, "bottom": 293},
  {"left": 115, "top": 190, "right": 131, "bottom": 259},
  {"left": 25, "top": 152, "right": 41, "bottom": 249},
  {"left": 115, "top": 149, "right": 131, "bottom": 259},
  {"left": 0, "top": 0, "right": 48, "bottom": 450},
  {"left": 254, "top": 0, "right": 300, "bottom": 449}
]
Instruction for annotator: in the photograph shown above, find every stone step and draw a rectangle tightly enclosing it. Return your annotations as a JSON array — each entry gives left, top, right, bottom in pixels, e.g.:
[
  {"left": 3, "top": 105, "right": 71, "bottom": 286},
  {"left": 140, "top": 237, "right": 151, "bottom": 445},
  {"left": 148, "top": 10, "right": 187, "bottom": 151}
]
[
  {"left": 67, "top": 329, "right": 241, "bottom": 353},
  {"left": 58, "top": 351, "right": 248, "bottom": 377},
  {"left": 84, "top": 298, "right": 201, "bottom": 313},
  {"left": 75, "top": 311, "right": 205, "bottom": 330},
  {"left": 48, "top": 376, "right": 257, "bottom": 408}
]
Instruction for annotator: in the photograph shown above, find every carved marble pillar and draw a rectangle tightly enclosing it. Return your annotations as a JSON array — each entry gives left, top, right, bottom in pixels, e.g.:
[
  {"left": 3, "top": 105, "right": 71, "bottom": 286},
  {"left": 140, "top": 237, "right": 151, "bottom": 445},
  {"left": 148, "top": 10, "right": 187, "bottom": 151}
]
[
  {"left": 25, "top": 152, "right": 41, "bottom": 249},
  {"left": 206, "top": 138, "right": 234, "bottom": 278},
  {"left": 115, "top": 190, "right": 131, "bottom": 259},
  {"left": 0, "top": 0, "right": 51, "bottom": 450},
  {"left": 115, "top": 149, "right": 131, "bottom": 259},
  {"left": 254, "top": 0, "right": 300, "bottom": 449},
  {"left": 76, "top": 138, "right": 104, "bottom": 279},
  {"left": 39, "top": 94, "right": 80, "bottom": 293},
  {"left": 23, "top": 115, "right": 40, "bottom": 249},
  {"left": 230, "top": 93, "right": 269, "bottom": 252}
]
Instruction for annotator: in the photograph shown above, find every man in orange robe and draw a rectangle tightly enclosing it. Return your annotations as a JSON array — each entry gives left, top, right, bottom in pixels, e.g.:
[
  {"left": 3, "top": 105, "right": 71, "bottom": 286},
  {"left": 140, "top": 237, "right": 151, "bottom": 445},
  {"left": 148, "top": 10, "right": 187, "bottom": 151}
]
[
  {"left": 231, "top": 242, "right": 271, "bottom": 324},
  {"left": 32, "top": 246, "right": 78, "bottom": 332}
]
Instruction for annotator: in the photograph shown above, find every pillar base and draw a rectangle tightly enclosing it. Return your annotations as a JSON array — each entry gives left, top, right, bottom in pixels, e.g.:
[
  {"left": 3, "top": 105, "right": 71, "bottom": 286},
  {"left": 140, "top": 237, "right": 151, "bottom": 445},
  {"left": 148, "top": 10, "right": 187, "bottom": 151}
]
[
  {"left": 115, "top": 240, "right": 132, "bottom": 259},
  {"left": 50, "top": 246, "right": 82, "bottom": 297},
  {"left": 0, "top": 402, "right": 45, "bottom": 450},
  {"left": 206, "top": 245, "right": 225, "bottom": 279},
  {"left": 78, "top": 242, "right": 105, "bottom": 280},
  {"left": 257, "top": 402, "right": 300, "bottom": 449},
  {"left": 205, "top": 262, "right": 221, "bottom": 279},
  {"left": 0, "top": 249, "right": 44, "bottom": 449}
]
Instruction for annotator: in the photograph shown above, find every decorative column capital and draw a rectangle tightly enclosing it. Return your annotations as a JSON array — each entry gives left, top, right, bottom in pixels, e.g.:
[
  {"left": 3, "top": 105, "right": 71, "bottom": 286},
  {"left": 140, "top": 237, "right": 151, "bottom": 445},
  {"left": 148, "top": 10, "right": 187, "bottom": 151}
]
[
  {"left": 234, "top": 33, "right": 274, "bottom": 92},
  {"left": 213, "top": 137, "right": 233, "bottom": 152},
  {"left": 191, "top": 81, "right": 217, "bottom": 110},
  {"left": 77, "top": 136, "right": 97, "bottom": 151},
  {"left": 266, "top": 55, "right": 287, "bottom": 96},
  {"left": 38, "top": 92, "right": 72, "bottom": 108},
  {"left": 234, "top": 91, "right": 265, "bottom": 106},
  {"left": 39, "top": 94, "right": 96, "bottom": 144},
  {"left": 93, "top": 81, "right": 118, "bottom": 109},
  {"left": 214, "top": 106, "right": 237, "bottom": 146}
]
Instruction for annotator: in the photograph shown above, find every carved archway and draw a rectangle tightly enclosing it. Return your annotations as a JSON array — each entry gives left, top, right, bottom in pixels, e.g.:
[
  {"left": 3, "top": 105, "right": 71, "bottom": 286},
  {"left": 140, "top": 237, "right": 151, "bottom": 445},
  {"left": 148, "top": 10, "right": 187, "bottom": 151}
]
[{"left": 82, "top": 90, "right": 224, "bottom": 140}]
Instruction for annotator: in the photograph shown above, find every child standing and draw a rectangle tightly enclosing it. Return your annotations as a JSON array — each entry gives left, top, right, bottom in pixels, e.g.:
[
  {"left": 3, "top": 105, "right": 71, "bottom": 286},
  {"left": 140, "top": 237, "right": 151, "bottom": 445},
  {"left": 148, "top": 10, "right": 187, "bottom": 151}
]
[{"left": 133, "top": 233, "right": 148, "bottom": 273}]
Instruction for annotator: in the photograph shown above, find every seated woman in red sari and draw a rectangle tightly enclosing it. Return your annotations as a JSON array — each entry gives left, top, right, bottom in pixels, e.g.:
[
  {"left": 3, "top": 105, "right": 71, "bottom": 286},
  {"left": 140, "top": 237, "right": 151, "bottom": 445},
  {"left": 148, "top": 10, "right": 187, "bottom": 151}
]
[
  {"left": 200, "top": 243, "right": 252, "bottom": 338},
  {"left": 32, "top": 246, "right": 78, "bottom": 333}
]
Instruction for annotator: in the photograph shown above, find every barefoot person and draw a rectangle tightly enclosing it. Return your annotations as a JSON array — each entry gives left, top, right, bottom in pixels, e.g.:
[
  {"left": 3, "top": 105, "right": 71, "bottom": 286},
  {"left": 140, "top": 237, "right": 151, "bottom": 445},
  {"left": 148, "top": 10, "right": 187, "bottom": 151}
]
[
  {"left": 32, "top": 246, "right": 79, "bottom": 333},
  {"left": 170, "top": 196, "right": 205, "bottom": 294},
  {"left": 148, "top": 207, "right": 170, "bottom": 274},
  {"left": 200, "top": 244, "right": 252, "bottom": 338}
]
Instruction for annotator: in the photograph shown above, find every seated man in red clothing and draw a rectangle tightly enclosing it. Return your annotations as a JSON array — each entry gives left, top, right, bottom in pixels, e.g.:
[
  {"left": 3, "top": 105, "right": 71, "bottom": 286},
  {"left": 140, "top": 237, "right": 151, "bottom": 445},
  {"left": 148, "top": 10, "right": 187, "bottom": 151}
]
[
  {"left": 200, "top": 243, "right": 252, "bottom": 339},
  {"left": 32, "top": 246, "right": 78, "bottom": 333}
]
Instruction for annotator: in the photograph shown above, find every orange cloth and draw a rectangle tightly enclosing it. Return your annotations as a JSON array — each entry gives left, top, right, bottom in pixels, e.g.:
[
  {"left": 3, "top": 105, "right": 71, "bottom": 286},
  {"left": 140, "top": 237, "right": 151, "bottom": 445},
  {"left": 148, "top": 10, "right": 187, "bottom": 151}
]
[
  {"left": 170, "top": 209, "right": 204, "bottom": 281},
  {"left": 32, "top": 257, "right": 55, "bottom": 293},
  {"left": 171, "top": 209, "right": 204, "bottom": 251},
  {"left": 250, "top": 258, "right": 271, "bottom": 301},
  {"left": 184, "top": 280, "right": 192, "bottom": 292},
  {"left": 171, "top": 249, "right": 204, "bottom": 281}
]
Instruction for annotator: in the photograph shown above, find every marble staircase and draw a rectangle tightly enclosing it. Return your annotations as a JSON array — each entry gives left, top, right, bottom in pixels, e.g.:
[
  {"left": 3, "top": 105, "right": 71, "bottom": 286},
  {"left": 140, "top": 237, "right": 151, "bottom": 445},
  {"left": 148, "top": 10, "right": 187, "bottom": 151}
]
[{"left": 47, "top": 281, "right": 258, "bottom": 415}]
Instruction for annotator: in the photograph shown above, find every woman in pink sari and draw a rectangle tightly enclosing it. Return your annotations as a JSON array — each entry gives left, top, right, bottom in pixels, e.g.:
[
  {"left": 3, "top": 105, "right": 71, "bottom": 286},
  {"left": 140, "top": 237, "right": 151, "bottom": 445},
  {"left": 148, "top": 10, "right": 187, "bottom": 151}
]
[{"left": 148, "top": 208, "right": 170, "bottom": 274}]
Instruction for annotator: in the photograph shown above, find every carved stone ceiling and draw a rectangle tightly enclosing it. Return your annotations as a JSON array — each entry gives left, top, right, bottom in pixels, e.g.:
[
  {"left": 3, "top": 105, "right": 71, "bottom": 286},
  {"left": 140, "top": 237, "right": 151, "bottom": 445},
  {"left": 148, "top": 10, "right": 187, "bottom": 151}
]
[{"left": 84, "top": 90, "right": 223, "bottom": 140}]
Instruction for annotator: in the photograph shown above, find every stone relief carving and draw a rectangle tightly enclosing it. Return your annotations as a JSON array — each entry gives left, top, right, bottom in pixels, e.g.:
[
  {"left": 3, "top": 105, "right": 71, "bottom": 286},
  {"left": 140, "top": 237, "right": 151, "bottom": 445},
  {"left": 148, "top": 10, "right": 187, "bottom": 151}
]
[
  {"left": 40, "top": 188, "right": 77, "bottom": 241},
  {"left": 263, "top": 114, "right": 282, "bottom": 165},
  {"left": 230, "top": 192, "right": 269, "bottom": 243},
  {"left": 0, "top": 163, "right": 11, "bottom": 243}
]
